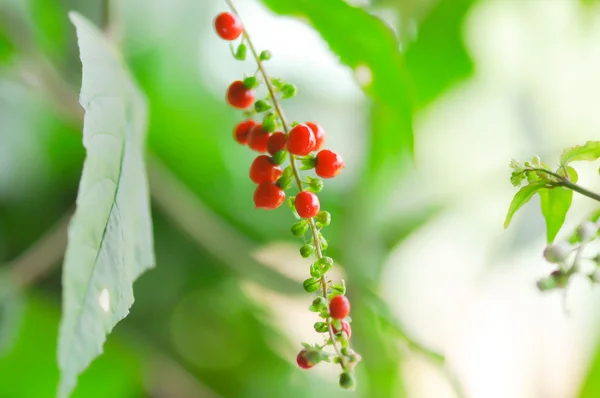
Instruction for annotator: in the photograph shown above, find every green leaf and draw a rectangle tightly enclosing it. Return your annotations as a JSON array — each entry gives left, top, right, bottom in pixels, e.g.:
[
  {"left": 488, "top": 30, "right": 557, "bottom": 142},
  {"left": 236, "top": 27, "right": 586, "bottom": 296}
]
[
  {"left": 57, "top": 12, "right": 155, "bottom": 398},
  {"left": 560, "top": 141, "right": 600, "bottom": 166},
  {"left": 579, "top": 335, "right": 600, "bottom": 397},
  {"left": 259, "top": 0, "right": 414, "bottom": 157},
  {"left": 0, "top": 295, "right": 144, "bottom": 398},
  {"left": 405, "top": 0, "right": 479, "bottom": 107},
  {"left": 539, "top": 187, "right": 573, "bottom": 243},
  {"left": 504, "top": 182, "right": 547, "bottom": 229}
]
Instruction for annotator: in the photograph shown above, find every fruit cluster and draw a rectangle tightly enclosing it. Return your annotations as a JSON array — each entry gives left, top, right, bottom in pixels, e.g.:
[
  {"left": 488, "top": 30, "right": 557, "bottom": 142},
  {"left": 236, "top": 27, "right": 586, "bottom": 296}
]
[{"left": 215, "top": 6, "right": 360, "bottom": 390}]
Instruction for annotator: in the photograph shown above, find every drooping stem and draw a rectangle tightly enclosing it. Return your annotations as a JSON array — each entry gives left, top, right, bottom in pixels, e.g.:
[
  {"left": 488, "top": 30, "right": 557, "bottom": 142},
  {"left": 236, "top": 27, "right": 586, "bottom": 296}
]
[
  {"left": 225, "top": 0, "right": 350, "bottom": 370},
  {"left": 527, "top": 168, "right": 600, "bottom": 203}
]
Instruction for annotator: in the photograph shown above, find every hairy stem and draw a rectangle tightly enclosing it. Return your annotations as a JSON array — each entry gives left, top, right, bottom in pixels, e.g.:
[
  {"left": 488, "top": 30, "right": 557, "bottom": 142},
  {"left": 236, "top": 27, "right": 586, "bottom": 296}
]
[{"left": 225, "top": 0, "right": 350, "bottom": 370}]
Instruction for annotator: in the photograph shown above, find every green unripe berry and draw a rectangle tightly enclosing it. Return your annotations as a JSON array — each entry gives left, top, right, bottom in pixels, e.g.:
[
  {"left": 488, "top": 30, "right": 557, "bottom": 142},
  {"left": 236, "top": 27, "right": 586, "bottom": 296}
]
[{"left": 339, "top": 371, "right": 356, "bottom": 390}]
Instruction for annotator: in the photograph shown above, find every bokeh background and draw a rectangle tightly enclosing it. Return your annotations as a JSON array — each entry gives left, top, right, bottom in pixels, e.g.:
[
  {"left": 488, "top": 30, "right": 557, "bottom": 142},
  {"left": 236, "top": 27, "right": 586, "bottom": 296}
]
[{"left": 2, "top": 0, "right": 600, "bottom": 397}]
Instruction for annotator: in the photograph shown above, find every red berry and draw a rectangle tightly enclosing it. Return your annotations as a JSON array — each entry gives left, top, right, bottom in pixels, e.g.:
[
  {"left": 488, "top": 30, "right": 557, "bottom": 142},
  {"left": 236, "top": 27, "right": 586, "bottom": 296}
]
[
  {"left": 247, "top": 124, "right": 270, "bottom": 153},
  {"left": 267, "top": 132, "right": 287, "bottom": 155},
  {"left": 333, "top": 321, "right": 352, "bottom": 339},
  {"left": 250, "top": 155, "right": 282, "bottom": 184},
  {"left": 315, "top": 149, "right": 344, "bottom": 179},
  {"left": 254, "top": 182, "right": 285, "bottom": 209},
  {"left": 294, "top": 191, "right": 320, "bottom": 219},
  {"left": 296, "top": 350, "right": 314, "bottom": 369},
  {"left": 329, "top": 295, "right": 350, "bottom": 319},
  {"left": 287, "top": 124, "right": 316, "bottom": 156},
  {"left": 227, "top": 80, "right": 255, "bottom": 109},
  {"left": 214, "top": 12, "right": 243, "bottom": 41},
  {"left": 306, "top": 122, "right": 326, "bottom": 151},
  {"left": 233, "top": 120, "right": 256, "bottom": 145}
]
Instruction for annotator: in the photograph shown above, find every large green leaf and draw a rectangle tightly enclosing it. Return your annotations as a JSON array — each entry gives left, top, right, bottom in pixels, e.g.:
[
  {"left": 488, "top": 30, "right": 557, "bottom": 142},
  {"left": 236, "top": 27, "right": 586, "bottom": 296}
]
[
  {"left": 259, "top": 0, "right": 414, "bottom": 160},
  {"left": 559, "top": 141, "right": 600, "bottom": 166},
  {"left": 539, "top": 187, "right": 573, "bottom": 243},
  {"left": 57, "top": 12, "right": 154, "bottom": 398},
  {"left": 404, "top": 0, "right": 478, "bottom": 107},
  {"left": 504, "top": 182, "right": 547, "bottom": 229}
]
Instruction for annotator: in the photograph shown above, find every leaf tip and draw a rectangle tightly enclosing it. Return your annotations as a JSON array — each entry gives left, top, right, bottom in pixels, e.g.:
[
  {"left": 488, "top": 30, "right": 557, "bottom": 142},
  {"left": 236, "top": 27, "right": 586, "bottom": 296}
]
[{"left": 67, "top": 11, "right": 82, "bottom": 25}]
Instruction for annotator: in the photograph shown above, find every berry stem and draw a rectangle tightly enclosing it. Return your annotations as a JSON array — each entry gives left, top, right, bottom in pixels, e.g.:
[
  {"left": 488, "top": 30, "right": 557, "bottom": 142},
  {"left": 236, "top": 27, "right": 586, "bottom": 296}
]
[{"left": 225, "top": 0, "right": 350, "bottom": 371}]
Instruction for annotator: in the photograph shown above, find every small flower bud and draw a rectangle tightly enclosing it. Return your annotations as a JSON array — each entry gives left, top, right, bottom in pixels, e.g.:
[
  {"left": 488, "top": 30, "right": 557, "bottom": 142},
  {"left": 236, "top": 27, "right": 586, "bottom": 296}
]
[
  {"left": 303, "top": 277, "right": 320, "bottom": 292},
  {"left": 270, "top": 77, "right": 284, "bottom": 89},
  {"left": 536, "top": 270, "right": 569, "bottom": 291},
  {"left": 277, "top": 173, "right": 293, "bottom": 190},
  {"left": 543, "top": 242, "right": 572, "bottom": 264},
  {"left": 281, "top": 83, "right": 297, "bottom": 99},
  {"left": 262, "top": 113, "right": 277, "bottom": 132},
  {"left": 254, "top": 99, "right": 272, "bottom": 113},
  {"left": 315, "top": 211, "right": 331, "bottom": 226},
  {"left": 271, "top": 150, "right": 287, "bottom": 165},
  {"left": 577, "top": 221, "right": 598, "bottom": 242},
  {"left": 291, "top": 220, "right": 309, "bottom": 237},
  {"left": 313, "top": 321, "right": 328, "bottom": 333},
  {"left": 243, "top": 76, "right": 258, "bottom": 89},
  {"left": 259, "top": 50, "right": 272, "bottom": 61},
  {"left": 311, "top": 297, "right": 328, "bottom": 311},
  {"left": 300, "top": 244, "right": 315, "bottom": 258},
  {"left": 235, "top": 43, "right": 247, "bottom": 60},
  {"left": 339, "top": 371, "right": 356, "bottom": 390}
]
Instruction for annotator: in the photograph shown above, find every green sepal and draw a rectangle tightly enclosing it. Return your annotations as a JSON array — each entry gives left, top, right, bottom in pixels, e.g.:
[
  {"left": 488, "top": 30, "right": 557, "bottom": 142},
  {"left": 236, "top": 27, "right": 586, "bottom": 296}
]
[
  {"left": 331, "top": 319, "right": 342, "bottom": 330},
  {"left": 271, "top": 150, "right": 288, "bottom": 165},
  {"left": 300, "top": 156, "right": 316, "bottom": 170},
  {"left": 331, "top": 281, "right": 345, "bottom": 295},
  {"left": 243, "top": 76, "right": 258, "bottom": 89}
]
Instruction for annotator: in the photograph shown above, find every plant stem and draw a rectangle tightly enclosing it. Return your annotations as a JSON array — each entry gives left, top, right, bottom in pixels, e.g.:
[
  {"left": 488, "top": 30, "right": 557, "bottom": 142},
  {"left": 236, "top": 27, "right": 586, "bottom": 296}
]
[
  {"left": 9, "top": 211, "right": 72, "bottom": 289},
  {"left": 225, "top": 0, "right": 350, "bottom": 370},
  {"left": 529, "top": 168, "right": 600, "bottom": 203}
]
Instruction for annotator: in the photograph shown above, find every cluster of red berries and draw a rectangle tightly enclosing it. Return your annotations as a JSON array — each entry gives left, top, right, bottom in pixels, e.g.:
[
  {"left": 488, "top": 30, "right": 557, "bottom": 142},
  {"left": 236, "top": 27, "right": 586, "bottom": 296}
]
[
  {"left": 215, "top": 8, "right": 358, "bottom": 390},
  {"left": 234, "top": 119, "right": 344, "bottom": 212}
]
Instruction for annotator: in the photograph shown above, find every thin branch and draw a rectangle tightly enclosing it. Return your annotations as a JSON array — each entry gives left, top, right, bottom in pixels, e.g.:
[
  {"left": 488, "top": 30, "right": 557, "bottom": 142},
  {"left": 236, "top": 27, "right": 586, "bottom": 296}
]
[
  {"left": 528, "top": 168, "right": 600, "bottom": 203},
  {"left": 9, "top": 211, "right": 72, "bottom": 289}
]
